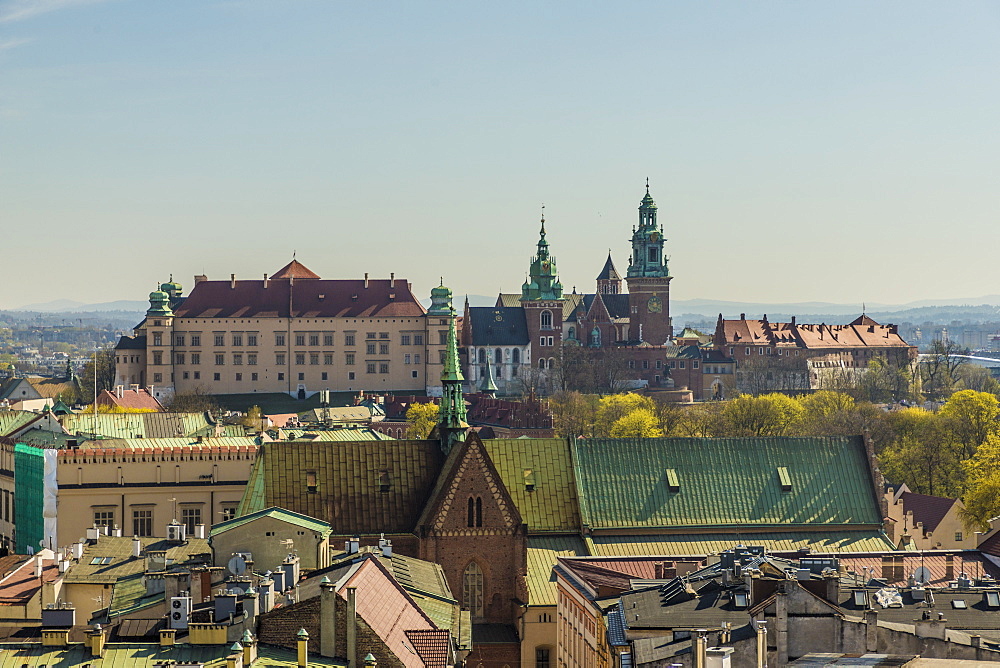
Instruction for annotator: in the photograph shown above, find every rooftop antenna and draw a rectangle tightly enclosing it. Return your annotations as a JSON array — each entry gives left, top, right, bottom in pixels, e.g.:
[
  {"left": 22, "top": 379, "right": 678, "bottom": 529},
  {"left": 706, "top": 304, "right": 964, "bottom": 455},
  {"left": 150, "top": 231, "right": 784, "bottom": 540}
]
[{"left": 646, "top": 176, "right": 650, "bottom": 193}]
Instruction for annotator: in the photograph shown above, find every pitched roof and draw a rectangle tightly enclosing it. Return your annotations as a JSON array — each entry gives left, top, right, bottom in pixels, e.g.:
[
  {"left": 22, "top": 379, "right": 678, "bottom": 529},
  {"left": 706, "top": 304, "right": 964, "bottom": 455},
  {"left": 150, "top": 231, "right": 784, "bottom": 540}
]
[
  {"left": 270, "top": 259, "right": 321, "bottom": 280},
  {"left": 585, "top": 531, "right": 895, "bottom": 556},
  {"left": 95, "top": 388, "right": 163, "bottom": 411},
  {"left": 466, "top": 307, "right": 529, "bottom": 346},
  {"left": 717, "top": 317, "right": 913, "bottom": 350},
  {"left": 482, "top": 438, "right": 579, "bottom": 532},
  {"left": 0, "top": 642, "right": 345, "bottom": 667},
  {"left": 61, "top": 536, "right": 212, "bottom": 585},
  {"left": 830, "top": 551, "right": 1000, "bottom": 587},
  {"left": 405, "top": 629, "right": 451, "bottom": 668},
  {"left": 0, "top": 379, "right": 42, "bottom": 403},
  {"left": 0, "top": 557, "right": 58, "bottom": 606},
  {"left": 0, "top": 411, "right": 42, "bottom": 437},
  {"left": 899, "top": 491, "right": 959, "bottom": 533},
  {"left": 174, "top": 277, "right": 425, "bottom": 319},
  {"left": 597, "top": 253, "right": 621, "bottom": 281},
  {"left": 114, "top": 334, "right": 147, "bottom": 350},
  {"left": 209, "top": 506, "right": 332, "bottom": 537},
  {"left": 60, "top": 412, "right": 214, "bottom": 439},
  {"left": 526, "top": 536, "right": 588, "bottom": 606},
  {"left": 28, "top": 378, "right": 76, "bottom": 399},
  {"left": 235, "top": 440, "right": 444, "bottom": 535},
  {"left": 572, "top": 436, "right": 883, "bottom": 530}
]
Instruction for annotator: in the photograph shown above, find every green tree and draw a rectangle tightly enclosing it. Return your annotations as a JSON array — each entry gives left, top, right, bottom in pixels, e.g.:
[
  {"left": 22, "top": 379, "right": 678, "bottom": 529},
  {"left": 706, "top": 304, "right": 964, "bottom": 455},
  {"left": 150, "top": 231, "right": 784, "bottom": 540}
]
[
  {"left": 938, "top": 389, "right": 1000, "bottom": 459},
  {"left": 717, "top": 393, "right": 803, "bottom": 437},
  {"left": 405, "top": 402, "right": 439, "bottom": 439},
  {"left": 549, "top": 390, "right": 600, "bottom": 438},
  {"left": 595, "top": 393, "right": 655, "bottom": 437},
  {"left": 879, "top": 407, "right": 960, "bottom": 496},
  {"left": 609, "top": 408, "right": 664, "bottom": 438},
  {"left": 960, "top": 434, "right": 1000, "bottom": 531}
]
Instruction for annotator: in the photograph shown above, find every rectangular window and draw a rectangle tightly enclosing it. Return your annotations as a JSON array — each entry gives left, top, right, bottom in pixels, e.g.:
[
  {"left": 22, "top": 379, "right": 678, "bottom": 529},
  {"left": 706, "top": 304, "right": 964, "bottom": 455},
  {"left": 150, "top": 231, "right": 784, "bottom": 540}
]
[
  {"left": 175, "top": 353, "right": 185, "bottom": 365},
  {"left": 133, "top": 509, "right": 153, "bottom": 537},
  {"left": 323, "top": 334, "right": 334, "bottom": 346},
  {"left": 401, "top": 335, "right": 411, "bottom": 345},
  {"left": 183, "top": 371, "right": 189, "bottom": 379},
  {"left": 439, "top": 350, "right": 446, "bottom": 364},
  {"left": 309, "top": 334, "right": 319, "bottom": 346},
  {"left": 248, "top": 353, "right": 257, "bottom": 366},
  {"left": 379, "top": 343, "right": 389, "bottom": 355},
  {"left": 348, "top": 371, "right": 355, "bottom": 380},
  {"left": 379, "top": 332, "right": 389, "bottom": 339},
  {"left": 728, "top": 347, "right": 734, "bottom": 356},
  {"left": 247, "top": 334, "right": 257, "bottom": 346},
  {"left": 324, "top": 354, "right": 333, "bottom": 365},
  {"left": 379, "top": 362, "right": 389, "bottom": 374},
  {"left": 213, "top": 373, "right": 221, "bottom": 381},
  {"left": 181, "top": 507, "right": 202, "bottom": 534},
  {"left": 628, "top": 360, "right": 635, "bottom": 369},
  {"left": 414, "top": 354, "right": 421, "bottom": 364},
  {"left": 235, "top": 373, "right": 242, "bottom": 381},
  {"left": 215, "top": 334, "right": 225, "bottom": 346},
  {"left": 295, "top": 334, "right": 306, "bottom": 346},
  {"left": 298, "top": 372, "right": 304, "bottom": 380},
  {"left": 367, "top": 362, "right": 376, "bottom": 374},
  {"left": 346, "top": 353, "right": 355, "bottom": 365},
  {"left": 540, "top": 337, "right": 546, "bottom": 347},
  {"left": 321, "top": 372, "right": 328, "bottom": 381},
  {"left": 412, "top": 370, "right": 418, "bottom": 378},
  {"left": 310, "top": 354, "right": 319, "bottom": 365},
  {"left": 439, "top": 331, "right": 448, "bottom": 345},
  {"left": 191, "top": 334, "right": 201, "bottom": 347},
  {"left": 194, "top": 371, "right": 200, "bottom": 380},
  {"left": 232, "top": 334, "right": 243, "bottom": 347},
  {"left": 405, "top": 354, "right": 411, "bottom": 364},
  {"left": 414, "top": 334, "right": 423, "bottom": 345},
  {"left": 93, "top": 510, "right": 115, "bottom": 528},
  {"left": 276, "top": 333, "right": 286, "bottom": 346},
  {"left": 679, "top": 361, "right": 686, "bottom": 369},
  {"left": 152, "top": 332, "right": 162, "bottom": 346},
  {"left": 693, "top": 361, "right": 700, "bottom": 369},
  {"left": 670, "top": 361, "right": 676, "bottom": 368},
  {"left": 367, "top": 343, "right": 376, "bottom": 355},
  {"left": 153, "top": 373, "right": 163, "bottom": 383},
  {"left": 251, "top": 372, "right": 258, "bottom": 381},
  {"left": 215, "top": 354, "right": 225, "bottom": 365},
  {"left": 547, "top": 336, "right": 554, "bottom": 346},
  {"left": 295, "top": 353, "right": 306, "bottom": 365},
  {"left": 153, "top": 351, "right": 163, "bottom": 365},
  {"left": 221, "top": 506, "right": 238, "bottom": 522},
  {"left": 642, "top": 360, "right": 649, "bottom": 369},
  {"left": 759, "top": 347, "right": 765, "bottom": 355},
  {"left": 655, "top": 360, "right": 662, "bottom": 369},
  {"left": 956, "top": 532, "right": 964, "bottom": 542},
  {"left": 233, "top": 354, "right": 243, "bottom": 365},
  {"left": 345, "top": 333, "right": 356, "bottom": 346},
  {"left": 278, "top": 372, "right": 284, "bottom": 381},
  {"left": 746, "top": 348, "right": 751, "bottom": 356},
  {"left": 174, "top": 334, "right": 185, "bottom": 346},
  {"left": 367, "top": 332, "right": 376, "bottom": 339}
]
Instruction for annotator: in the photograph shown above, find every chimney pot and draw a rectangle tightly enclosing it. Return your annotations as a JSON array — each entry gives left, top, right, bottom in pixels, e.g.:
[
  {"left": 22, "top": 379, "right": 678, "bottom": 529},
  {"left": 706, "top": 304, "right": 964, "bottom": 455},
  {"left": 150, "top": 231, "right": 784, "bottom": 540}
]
[
  {"left": 364, "top": 273, "right": 369, "bottom": 289},
  {"left": 231, "top": 274, "right": 236, "bottom": 289},
  {"left": 263, "top": 274, "right": 269, "bottom": 289}
]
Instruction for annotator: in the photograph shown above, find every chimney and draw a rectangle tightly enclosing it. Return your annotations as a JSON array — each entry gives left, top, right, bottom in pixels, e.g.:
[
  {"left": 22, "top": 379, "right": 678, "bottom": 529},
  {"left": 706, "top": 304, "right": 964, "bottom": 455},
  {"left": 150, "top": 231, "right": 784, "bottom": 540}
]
[
  {"left": 111, "top": 525, "right": 122, "bottom": 537},
  {"left": 791, "top": 316, "right": 796, "bottom": 326},
  {"left": 242, "top": 630, "right": 258, "bottom": 665},
  {"left": 88, "top": 625, "right": 106, "bottom": 658},
  {"left": 755, "top": 622, "right": 767, "bottom": 668},
  {"left": 132, "top": 536, "right": 142, "bottom": 558},
  {"left": 705, "top": 647, "right": 733, "bottom": 668},
  {"left": 263, "top": 274, "right": 269, "bottom": 289},
  {"left": 381, "top": 539, "right": 392, "bottom": 558},
  {"left": 296, "top": 628, "right": 310, "bottom": 668},
  {"left": 34, "top": 555, "right": 44, "bottom": 579},
  {"left": 692, "top": 630, "right": 708, "bottom": 668},
  {"left": 226, "top": 642, "right": 244, "bottom": 668},
  {"left": 41, "top": 629, "right": 70, "bottom": 647},
  {"left": 347, "top": 587, "right": 358, "bottom": 668},
  {"left": 864, "top": 609, "right": 878, "bottom": 652},
  {"left": 194, "top": 524, "right": 206, "bottom": 539},
  {"left": 231, "top": 274, "right": 237, "bottom": 289},
  {"left": 390, "top": 272, "right": 394, "bottom": 284},
  {"left": 194, "top": 274, "right": 208, "bottom": 284},
  {"left": 320, "top": 577, "right": 337, "bottom": 658},
  {"left": 363, "top": 654, "right": 377, "bottom": 667},
  {"left": 740, "top": 313, "right": 745, "bottom": 320},
  {"left": 72, "top": 542, "right": 84, "bottom": 560},
  {"left": 282, "top": 554, "right": 300, "bottom": 589},
  {"left": 159, "top": 628, "right": 176, "bottom": 647},
  {"left": 242, "top": 586, "right": 259, "bottom": 622},
  {"left": 364, "top": 273, "right": 369, "bottom": 289}
]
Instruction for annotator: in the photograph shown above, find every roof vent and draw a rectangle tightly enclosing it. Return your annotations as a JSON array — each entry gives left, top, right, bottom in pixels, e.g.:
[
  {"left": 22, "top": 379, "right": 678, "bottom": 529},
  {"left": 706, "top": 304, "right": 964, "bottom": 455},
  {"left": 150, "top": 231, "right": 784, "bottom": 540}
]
[
  {"left": 777, "top": 467, "right": 792, "bottom": 492},
  {"left": 523, "top": 468, "right": 535, "bottom": 492},
  {"left": 666, "top": 469, "right": 680, "bottom": 493}
]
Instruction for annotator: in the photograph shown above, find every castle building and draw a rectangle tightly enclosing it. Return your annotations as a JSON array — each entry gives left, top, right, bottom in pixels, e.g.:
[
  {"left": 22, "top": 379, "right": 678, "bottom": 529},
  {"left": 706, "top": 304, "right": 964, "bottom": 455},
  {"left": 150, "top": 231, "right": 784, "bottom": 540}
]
[{"left": 115, "top": 260, "right": 455, "bottom": 401}]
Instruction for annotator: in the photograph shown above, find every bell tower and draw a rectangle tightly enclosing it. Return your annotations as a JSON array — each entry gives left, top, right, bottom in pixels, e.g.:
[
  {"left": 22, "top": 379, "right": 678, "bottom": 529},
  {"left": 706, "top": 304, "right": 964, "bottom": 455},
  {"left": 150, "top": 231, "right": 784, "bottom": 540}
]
[{"left": 625, "top": 180, "right": 672, "bottom": 344}]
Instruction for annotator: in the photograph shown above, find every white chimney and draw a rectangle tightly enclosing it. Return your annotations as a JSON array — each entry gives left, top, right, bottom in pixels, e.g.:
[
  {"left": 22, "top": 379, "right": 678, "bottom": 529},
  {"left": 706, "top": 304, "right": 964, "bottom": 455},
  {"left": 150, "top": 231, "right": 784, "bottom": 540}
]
[
  {"left": 132, "top": 536, "right": 142, "bottom": 558},
  {"left": 34, "top": 555, "right": 44, "bottom": 579},
  {"left": 194, "top": 524, "right": 206, "bottom": 539},
  {"left": 112, "top": 525, "right": 122, "bottom": 538},
  {"left": 72, "top": 543, "right": 84, "bottom": 560},
  {"left": 263, "top": 273, "right": 269, "bottom": 289},
  {"left": 231, "top": 274, "right": 236, "bottom": 289},
  {"left": 364, "top": 273, "right": 369, "bottom": 289},
  {"left": 382, "top": 539, "right": 392, "bottom": 558}
]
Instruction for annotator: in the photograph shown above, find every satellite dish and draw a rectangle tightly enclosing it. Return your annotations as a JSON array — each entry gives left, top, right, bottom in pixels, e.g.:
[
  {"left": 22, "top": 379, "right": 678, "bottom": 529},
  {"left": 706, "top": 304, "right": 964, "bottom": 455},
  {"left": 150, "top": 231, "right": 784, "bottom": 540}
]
[
  {"left": 913, "top": 567, "right": 932, "bottom": 584},
  {"left": 227, "top": 555, "right": 247, "bottom": 575}
]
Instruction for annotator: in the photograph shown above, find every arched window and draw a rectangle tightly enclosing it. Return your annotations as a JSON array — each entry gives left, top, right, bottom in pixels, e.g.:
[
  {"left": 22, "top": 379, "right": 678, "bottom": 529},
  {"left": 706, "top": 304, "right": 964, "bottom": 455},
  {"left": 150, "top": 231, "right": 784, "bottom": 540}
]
[
  {"left": 538, "top": 359, "right": 546, "bottom": 370},
  {"left": 512, "top": 349, "right": 520, "bottom": 364},
  {"left": 467, "top": 496, "right": 482, "bottom": 527},
  {"left": 540, "top": 310, "right": 552, "bottom": 330},
  {"left": 568, "top": 326, "right": 575, "bottom": 340},
  {"left": 478, "top": 349, "right": 486, "bottom": 364},
  {"left": 463, "top": 562, "right": 484, "bottom": 619},
  {"left": 590, "top": 327, "right": 601, "bottom": 347},
  {"left": 549, "top": 357, "right": 556, "bottom": 370},
  {"left": 495, "top": 348, "right": 503, "bottom": 365}
]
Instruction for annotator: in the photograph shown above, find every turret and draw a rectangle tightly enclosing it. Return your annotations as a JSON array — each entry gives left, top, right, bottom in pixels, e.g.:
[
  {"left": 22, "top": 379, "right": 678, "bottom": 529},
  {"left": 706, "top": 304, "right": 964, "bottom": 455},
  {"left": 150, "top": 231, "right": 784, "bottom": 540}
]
[
  {"left": 437, "top": 305, "right": 468, "bottom": 453},
  {"left": 521, "top": 209, "right": 564, "bottom": 301},
  {"left": 427, "top": 279, "right": 453, "bottom": 316},
  {"left": 146, "top": 288, "right": 173, "bottom": 318}
]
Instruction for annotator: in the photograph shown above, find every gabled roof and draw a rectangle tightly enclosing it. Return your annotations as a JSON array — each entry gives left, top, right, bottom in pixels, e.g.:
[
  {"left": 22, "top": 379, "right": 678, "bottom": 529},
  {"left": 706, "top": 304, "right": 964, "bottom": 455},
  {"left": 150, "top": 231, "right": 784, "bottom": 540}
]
[
  {"left": 209, "top": 506, "right": 331, "bottom": 537},
  {"left": 174, "top": 277, "right": 425, "bottom": 319},
  {"left": 114, "top": 334, "right": 147, "bottom": 350},
  {"left": 526, "top": 536, "right": 588, "bottom": 606},
  {"left": 597, "top": 253, "right": 621, "bottom": 281},
  {"left": 572, "top": 436, "right": 883, "bottom": 530},
  {"left": 95, "top": 388, "right": 163, "bottom": 412},
  {"left": 236, "top": 440, "right": 444, "bottom": 535},
  {"left": 0, "top": 379, "right": 42, "bottom": 403},
  {"left": 61, "top": 536, "right": 212, "bottom": 585},
  {"left": 60, "top": 412, "right": 214, "bottom": 439},
  {"left": 0, "top": 411, "right": 42, "bottom": 437},
  {"left": 899, "top": 491, "right": 960, "bottom": 533},
  {"left": 482, "top": 438, "right": 579, "bottom": 532},
  {"left": 270, "top": 259, "right": 321, "bottom": 280},
  {"left": 585, "top": 532, "right": 895, "bottom": 556},
  {"left": 466, "top": 307, "right": 529, "bottom": 346}
]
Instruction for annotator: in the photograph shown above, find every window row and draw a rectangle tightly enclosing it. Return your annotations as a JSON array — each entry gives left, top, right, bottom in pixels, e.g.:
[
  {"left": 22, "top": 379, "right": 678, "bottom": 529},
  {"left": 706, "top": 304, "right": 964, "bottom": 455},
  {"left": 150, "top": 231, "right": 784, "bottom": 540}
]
[
  {"left": 94, "top": 505, "right": 237, "bottom": 537},
  {"left": 476, "top": 348, "right": 522, "bottom": 364}
]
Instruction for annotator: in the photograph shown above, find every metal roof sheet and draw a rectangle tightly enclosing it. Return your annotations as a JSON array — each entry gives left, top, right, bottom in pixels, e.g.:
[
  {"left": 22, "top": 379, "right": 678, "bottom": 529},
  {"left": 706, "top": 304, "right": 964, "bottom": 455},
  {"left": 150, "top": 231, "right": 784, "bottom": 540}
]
[
  {"left": 526, "top": 536, "right": 588, "bottom": 606},
  {"left": 586, "top": 531, "right": 895, "bottom": 557},
  {"left": 209, "top": 507, "right": 332, "bottom": 537},
  {"left": 0, "top": 642, "right": 347, "bottom": 666},
  {"left": 573, "top": 436, "right": 882, "bottom": 530}
]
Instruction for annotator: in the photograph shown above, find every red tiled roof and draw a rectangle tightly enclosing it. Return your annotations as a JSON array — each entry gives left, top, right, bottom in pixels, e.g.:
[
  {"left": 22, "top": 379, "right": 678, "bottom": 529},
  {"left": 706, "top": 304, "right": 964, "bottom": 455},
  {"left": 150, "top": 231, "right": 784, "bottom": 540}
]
[
  {"left": 0, "top": 558, "right": 58, "bottom": 606},
  {"left": 718, "top": 316, "right": 912, "bottom": 350},
  {"left": 828, "top": 551, "right": 1000, "bottom": 587},
  {"left": 174, "top": 277, "right": 425, "bottom": 319},
  {"left": 900, "top": 491, "right": 958, "bottom": 534},
  {"left": 405, "top": 629, "right": 450, "bottom": 668},
  {"left": 95, "top": 388, "right": 163, "bottom": 412},
  {"left": 271, "top": 260, "right": 321, "bottom": 280}
]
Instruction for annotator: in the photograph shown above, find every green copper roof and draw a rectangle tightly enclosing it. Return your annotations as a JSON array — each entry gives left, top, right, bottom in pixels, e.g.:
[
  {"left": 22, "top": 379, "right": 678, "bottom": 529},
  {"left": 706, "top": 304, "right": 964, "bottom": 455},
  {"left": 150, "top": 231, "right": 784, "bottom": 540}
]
[
  {"left": 479, "top": 357, "right": 499, "bottom": 393},
  {"left": 146, "top": 289, "right": 174, "bottom": 317},
  {"left": 526, "top": 535, "right": 589, "bottom": 606},
  {"left": 482, "top": 438, "right": 580, "bottom": 533},
  {"left": 572, "top": 436, "right": 883, "bottom": 530},
  {"left": 438, "top": 307, "right": 467, "bottom": 439},
  {"left": 585, "top": 531, "right": 895, "bottom": 556},
  {"left": 210, "top": 506, "right": 332, "bottom": 538}
]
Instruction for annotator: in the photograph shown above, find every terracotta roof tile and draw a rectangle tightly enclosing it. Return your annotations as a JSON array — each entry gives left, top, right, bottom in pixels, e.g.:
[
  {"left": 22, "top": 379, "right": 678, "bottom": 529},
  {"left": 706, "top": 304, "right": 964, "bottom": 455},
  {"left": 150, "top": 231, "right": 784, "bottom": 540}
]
[
  {"left": 405, "top": 629, "right": 450, "bottom": 668},
  {"left": 271, "top": 259, "right": 321, "bottom": 280}
]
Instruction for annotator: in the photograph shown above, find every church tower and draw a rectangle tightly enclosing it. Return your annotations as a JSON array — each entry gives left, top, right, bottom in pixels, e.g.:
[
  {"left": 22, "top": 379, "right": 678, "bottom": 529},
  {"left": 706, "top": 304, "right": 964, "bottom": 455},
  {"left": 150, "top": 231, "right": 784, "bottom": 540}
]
[
  {"left": 520, "top": 210, "right": 565, "bottom": 378},
  {"left": 625, "top": 181, "right": 673, "bottom": 344},
  {"left": 596, "top": 252, "right": 622, "bottom": 295}
]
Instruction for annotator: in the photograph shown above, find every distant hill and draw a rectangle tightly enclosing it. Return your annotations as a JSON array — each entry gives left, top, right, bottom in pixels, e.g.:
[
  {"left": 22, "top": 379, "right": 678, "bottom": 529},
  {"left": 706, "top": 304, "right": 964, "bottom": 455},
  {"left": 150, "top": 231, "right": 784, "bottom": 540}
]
[
  {"left": 672, "top": 296, "right": 1000, "bottom": 320},
  {"left": 13, "top": 299, "right": 148, "bottom": 313}
]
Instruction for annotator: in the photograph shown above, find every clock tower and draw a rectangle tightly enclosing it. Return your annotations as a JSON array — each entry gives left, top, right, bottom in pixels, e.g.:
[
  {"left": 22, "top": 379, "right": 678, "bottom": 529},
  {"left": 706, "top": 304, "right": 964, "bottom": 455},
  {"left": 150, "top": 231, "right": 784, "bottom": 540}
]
[
  {"left": 521, "top": 210, "right": 565, "bottom": 381},
  {"left": 625, "top": 181, "right": 673, "bottom": 344}
]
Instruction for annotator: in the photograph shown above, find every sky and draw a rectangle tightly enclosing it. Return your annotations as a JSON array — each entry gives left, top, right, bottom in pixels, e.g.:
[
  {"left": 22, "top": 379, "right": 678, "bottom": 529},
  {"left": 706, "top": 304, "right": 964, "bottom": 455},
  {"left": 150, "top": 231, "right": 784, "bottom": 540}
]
[{"left": 2, "top": 1, "right": 999, "bottom": 310}]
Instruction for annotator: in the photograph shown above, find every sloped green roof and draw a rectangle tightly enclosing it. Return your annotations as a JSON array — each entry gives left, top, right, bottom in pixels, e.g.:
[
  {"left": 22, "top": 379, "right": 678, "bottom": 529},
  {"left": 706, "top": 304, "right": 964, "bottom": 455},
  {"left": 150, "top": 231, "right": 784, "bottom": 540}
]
[
  {"left": 109, "top": 572, "right": 162, "bottom": 617},
  {"left": 585, "top": 531, "right": 896, "bottom": 556},
  {"left": 61, "top": 536, "right": 212, "bottom": 585},
  {"left": 60, "top": 412, "right": 214, "bottom": 439},
  {"left": 234, "top": 440, "right": 443, "bottom": 535},
  {"left": 526, "top": 536, "right": 589, "bottom": 606},
  {"left": 573, "top": 436, "right": 882, "bottom": 530},
  {"left": 0, "top": 410, "right": 40, "bottom": 437},
  {"left": 483, "top": 438, "right": 580, "bottom": 533},
  {"left": 210, "top": 507, "right": 332, "bottom": 538},
  {"left": 0, "top": 642, "right": 346, "bottom": 667},
  {"left": 279, "top": 428, "right": 393, "bottom": 441}
]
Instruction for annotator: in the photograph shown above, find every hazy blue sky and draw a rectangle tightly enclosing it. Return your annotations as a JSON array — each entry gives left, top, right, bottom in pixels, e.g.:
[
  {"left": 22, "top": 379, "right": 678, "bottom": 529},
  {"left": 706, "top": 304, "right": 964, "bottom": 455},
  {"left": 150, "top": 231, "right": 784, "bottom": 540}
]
[{"left": 3, "top": 1, "right": 999, "bottom": 310}]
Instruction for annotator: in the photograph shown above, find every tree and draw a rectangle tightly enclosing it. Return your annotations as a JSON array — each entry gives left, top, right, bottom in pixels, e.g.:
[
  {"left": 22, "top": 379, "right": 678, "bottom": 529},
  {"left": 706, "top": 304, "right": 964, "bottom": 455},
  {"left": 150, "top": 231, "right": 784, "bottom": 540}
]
[
  {"left": 717, "top": 393, "right": 803, "bottom": 437},
  {"left": 938, "top": 389, "right": 1000, "bottom": 459},
  {"left": 595, "top": 394, "right": 655, "bottom": 437},
  {"left": 920, "top": 339, "right": 969, "bottom": 400},
  {"left": 77, "top": 347, "right": 116, "bottom": 403},
  {"left": 609, "top": 408, "right": 663, "bottom": 438},
  {"left": 960, "top": 434, "right": 1000, "bottom": 531},
  {"left": 549, "top": 390, "right": 600, "bottom": 438},
  {"left": 405, "top": 402, "right": 439, "bottom": 439},
  {"left": 879, "top": 407, "right": 960, "bottom": 497},
  {"left": 167, "top": 387, "right": 220, "bottom": 414},
  {"left": 241, "top": 406, "right": 264, "bottom": 430},
  {"left": 735, "top": 356, "right": 809, "bottom": 396}
]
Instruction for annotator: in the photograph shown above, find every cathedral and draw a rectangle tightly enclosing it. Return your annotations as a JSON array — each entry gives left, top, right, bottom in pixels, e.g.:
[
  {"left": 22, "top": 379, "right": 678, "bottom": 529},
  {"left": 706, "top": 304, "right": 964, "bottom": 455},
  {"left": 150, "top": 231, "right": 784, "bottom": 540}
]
[{"left": 461, "top": 183, "right": 675, "bottom": 394}]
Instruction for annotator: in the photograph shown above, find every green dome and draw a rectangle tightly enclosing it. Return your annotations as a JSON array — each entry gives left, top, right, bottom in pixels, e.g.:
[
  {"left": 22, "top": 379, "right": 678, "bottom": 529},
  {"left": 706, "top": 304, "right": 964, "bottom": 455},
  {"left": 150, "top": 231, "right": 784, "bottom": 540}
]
[
  {"left": 160, "top": 280, "right": 182, "bottom": 293},
  {"left": 431, "top": 283, "right": 452, "bottom": 298},
  {"left": 148, "top": 289, "right": 169, "bottom": 301}
]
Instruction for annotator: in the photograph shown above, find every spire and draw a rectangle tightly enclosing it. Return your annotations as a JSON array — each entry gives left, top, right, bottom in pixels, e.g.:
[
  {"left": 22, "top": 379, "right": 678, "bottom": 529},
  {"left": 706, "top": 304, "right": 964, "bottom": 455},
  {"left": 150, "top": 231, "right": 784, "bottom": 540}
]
[
  {"left": 537, "top": 204, "right": 549, "bottom": 253},
  {"left": 437, "top": 305, "right": 467, "bottom": 453},
  {"left": 480, "top": 356, "right": 499, "bottom": 396}
]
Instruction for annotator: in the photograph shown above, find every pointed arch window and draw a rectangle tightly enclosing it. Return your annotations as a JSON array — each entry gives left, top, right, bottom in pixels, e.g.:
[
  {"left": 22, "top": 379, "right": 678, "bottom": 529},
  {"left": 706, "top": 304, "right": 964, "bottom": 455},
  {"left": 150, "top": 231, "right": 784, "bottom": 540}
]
[
  {"left": 540, "top": 310, "right": 553, "bottom": 330},
  {"left": 512, "top": 349, "right": 520, "bottom": 364},
  {"left": 478, "top": 349, "right": 486, "bottom": 363},
  {"left": 467, "top": 496, "right": 482, "bottom": 527},
  {"left": 463, "top": 561, "right": 484, "bottom": 620},
  {"left": 495, "top": 348, "right": 503, "bottom": 365}
]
